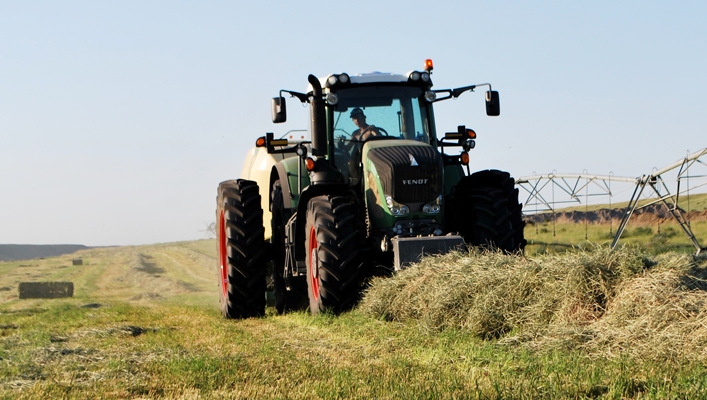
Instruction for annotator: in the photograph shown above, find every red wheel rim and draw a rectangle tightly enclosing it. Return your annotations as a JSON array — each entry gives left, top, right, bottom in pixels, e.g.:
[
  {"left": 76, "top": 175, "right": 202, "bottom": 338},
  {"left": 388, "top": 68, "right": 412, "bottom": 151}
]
[
  {"left": 308, "top": 226, "right": 320, "bottom": 300},
  {"left": 218, "top": 209, "right": 228, "bottom": 298}
]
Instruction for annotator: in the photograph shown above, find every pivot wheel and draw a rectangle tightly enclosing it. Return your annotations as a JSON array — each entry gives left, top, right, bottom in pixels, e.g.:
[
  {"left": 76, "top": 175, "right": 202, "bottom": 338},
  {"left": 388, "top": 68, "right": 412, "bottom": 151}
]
[
  {"left": 216, "top": 179, "right": 266, "bottom": 318},
  {"left": 305, "top": 195, "right": 361, "bottom": 314}
]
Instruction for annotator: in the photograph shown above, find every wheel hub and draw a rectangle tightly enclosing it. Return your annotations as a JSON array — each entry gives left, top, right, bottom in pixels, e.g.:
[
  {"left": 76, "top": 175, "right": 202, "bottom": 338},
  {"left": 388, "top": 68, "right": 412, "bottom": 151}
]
[
  {"left": 308, "top": 227, "right": 320, "bottom": 300},
  {"left": 218, "top": 210, "right": 228, "bottom": 297}
]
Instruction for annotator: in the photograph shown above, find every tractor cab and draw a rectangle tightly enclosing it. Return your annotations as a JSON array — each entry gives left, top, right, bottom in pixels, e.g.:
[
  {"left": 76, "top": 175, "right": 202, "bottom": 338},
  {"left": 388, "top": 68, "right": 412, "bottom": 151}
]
[{"left": 327, "top": 78, "right": 434, "bottom": 188}]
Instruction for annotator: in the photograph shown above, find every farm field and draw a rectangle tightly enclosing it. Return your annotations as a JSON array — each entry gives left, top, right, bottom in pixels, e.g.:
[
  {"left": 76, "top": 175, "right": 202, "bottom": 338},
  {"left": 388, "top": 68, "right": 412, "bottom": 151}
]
[
  {"left": 2, "top": 229, "right": 707, "bottom": 398},
  {"left": 525, "top": 220, "right": 707, "bottom": 255}
]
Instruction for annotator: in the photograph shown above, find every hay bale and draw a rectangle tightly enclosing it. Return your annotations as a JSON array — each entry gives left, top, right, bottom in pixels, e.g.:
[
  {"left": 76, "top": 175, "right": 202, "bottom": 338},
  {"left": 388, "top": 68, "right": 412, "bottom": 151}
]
[
  {"left": 72, "top": 259, "right": 83, "bottom": 266},
  {"left": 18, "top": 282, "right": 74, "bottom": 299}
]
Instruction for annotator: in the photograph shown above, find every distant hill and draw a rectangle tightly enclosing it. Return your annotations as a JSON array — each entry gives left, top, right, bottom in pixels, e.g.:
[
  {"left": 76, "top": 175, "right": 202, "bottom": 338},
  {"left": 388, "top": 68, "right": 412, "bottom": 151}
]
[
  {"left": 524, "top": 203, "right": 707, "bottom": 225},
  {"left": 0, "top": 244, "right": 89, "bottom": 261}
]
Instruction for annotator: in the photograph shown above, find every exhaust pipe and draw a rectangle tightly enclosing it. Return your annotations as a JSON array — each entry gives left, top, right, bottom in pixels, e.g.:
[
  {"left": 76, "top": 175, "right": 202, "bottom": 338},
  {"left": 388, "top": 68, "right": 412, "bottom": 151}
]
[{"left": 308, "top": 74, "right": 326, "bottom": 157}]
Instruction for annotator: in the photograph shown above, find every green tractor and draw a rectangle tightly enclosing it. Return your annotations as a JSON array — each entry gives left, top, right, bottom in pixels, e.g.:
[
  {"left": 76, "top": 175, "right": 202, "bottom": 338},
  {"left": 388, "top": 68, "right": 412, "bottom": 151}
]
[{"left": 216, "top": 60, "right": 525, "bottom": 318}]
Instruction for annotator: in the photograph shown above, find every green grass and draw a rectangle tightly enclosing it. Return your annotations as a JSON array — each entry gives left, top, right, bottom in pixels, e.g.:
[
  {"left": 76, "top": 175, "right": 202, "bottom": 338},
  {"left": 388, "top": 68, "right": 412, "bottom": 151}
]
[
  {"left": 2, "top": 240, "right": 707, "bottom": 398},
  {"left": 523, "top": 191, "right": 707, "bottom": 255},
  {"left": 4, "top": 301, "right": 707, "bottom": 399},
  {"left": 525, "top": 220, "right": 707, "bottom": 255}
]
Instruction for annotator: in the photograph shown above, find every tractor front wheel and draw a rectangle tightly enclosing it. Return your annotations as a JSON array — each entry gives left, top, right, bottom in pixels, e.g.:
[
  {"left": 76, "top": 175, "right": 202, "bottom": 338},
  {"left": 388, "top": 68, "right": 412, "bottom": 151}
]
[
  {"left": 304, "top": 195, "right": 361, "bottom": 314},
  {"left": 466, "top": 169, "right": 526, "bottom": 250},
  {"left": 452, "top": 170, "right": 526, "bottom": 252},
  {"left": 457, "top": 187, "right": 515, "bottom": 251}
]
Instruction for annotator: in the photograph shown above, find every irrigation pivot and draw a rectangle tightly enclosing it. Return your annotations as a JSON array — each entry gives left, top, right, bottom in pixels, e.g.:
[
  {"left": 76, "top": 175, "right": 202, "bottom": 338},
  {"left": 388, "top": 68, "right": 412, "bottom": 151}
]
[{"left": 516, "top": 147, "right": 707, "bottom": 254}]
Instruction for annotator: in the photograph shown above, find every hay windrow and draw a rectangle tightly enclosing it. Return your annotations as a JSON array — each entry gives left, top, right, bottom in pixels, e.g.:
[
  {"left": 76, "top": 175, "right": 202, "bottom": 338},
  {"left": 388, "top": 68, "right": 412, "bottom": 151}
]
[{"left": 358, "top": 246, "right": 707, "bottom": 361}]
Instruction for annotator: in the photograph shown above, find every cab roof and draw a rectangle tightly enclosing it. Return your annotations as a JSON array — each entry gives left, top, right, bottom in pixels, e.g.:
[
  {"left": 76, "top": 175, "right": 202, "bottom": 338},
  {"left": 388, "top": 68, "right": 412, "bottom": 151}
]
[{"left": 309, "top": 71, "right": 425, "bottom": 93}]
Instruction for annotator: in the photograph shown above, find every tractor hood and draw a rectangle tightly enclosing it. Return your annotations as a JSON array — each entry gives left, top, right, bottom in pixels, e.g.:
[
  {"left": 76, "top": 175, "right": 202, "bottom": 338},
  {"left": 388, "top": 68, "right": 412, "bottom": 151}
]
[{"left": 363, "top": 140, "right": 443, "bottom": 205}]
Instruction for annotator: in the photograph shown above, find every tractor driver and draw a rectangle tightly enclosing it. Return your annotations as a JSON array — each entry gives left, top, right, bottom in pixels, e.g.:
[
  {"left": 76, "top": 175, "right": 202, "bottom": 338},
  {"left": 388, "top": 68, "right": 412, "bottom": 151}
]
[
  {"left": 340, "top": 107, "right": 380, "bottom": 154},
  {"left": 350, "top": 107, "right": 380, "bottom": 142},
  {"left": 339, "top": 107, "right": 380, "bottom": 187}
]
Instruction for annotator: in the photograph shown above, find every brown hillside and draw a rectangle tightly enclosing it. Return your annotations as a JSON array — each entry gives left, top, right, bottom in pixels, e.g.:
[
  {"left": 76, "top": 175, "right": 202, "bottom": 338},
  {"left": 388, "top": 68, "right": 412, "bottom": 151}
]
[{"left": 524, "top": 204, "right": 707, "bottom": 225}]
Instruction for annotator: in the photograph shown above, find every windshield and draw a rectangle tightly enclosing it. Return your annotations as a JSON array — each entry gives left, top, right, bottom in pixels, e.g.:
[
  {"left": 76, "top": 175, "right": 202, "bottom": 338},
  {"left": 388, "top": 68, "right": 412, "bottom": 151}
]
[
  {"left": 328, "top": 85, "right": 433, "bottom": 187},
  {"left": 330, "top": 86, "right": 431, "bottom": 143}
]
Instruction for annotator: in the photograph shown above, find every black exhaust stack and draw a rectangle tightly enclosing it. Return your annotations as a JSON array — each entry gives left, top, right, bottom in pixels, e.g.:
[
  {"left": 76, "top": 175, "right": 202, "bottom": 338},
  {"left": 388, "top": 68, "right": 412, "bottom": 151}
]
[{"left": 308, "top": 74, "right": 327, "bottom": 157}]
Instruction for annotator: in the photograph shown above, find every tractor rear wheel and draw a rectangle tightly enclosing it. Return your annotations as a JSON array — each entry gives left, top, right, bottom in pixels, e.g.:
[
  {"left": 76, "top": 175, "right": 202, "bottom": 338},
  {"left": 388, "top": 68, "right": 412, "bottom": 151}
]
[
  {"left": 271, "top": 180, "right": 307, "bottom": 314},
  {"left": 304, "top": 195, "right": 361, "bottom": 314},
  {"left": 216, "top": 179, "right": 266, "bottom": 318},
  {"left": 452, "top": 170, "right": 526, "bottom": 252}
]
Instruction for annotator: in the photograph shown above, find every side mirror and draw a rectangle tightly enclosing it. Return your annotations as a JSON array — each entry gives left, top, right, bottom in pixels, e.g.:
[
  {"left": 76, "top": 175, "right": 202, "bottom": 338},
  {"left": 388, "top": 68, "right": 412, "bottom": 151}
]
[
  {"left": 272, "top": 97, "right": 287, "bottom": 123},
  {"left": 485, "top": 91, "right": 500, "bottom": 116}
]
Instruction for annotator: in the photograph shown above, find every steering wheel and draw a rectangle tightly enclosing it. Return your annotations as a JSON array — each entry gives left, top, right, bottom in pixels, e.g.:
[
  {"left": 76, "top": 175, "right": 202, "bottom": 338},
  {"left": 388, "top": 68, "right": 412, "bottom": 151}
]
[{"left": 334, "top": 128, "right": 351, "bottom": 137}]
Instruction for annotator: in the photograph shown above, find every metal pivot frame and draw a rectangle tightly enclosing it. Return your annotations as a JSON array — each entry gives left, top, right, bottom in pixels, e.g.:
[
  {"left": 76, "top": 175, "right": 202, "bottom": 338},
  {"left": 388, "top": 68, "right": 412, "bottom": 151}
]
[
  {"left": 517, "top": 173, "right": 637, "bottom": 214},
  {"left": 609, "top": 148, "right": 707, "bottom": 254},
  {"left": 517, "top": 147, "right": 707, "bottom": 255}
]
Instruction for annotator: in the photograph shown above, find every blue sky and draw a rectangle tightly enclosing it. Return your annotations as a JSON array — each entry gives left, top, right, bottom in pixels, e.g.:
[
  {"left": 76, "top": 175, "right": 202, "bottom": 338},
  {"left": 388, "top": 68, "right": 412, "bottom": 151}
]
[{"left": 1, "top": 1, "right": 705, "bottom": 246}]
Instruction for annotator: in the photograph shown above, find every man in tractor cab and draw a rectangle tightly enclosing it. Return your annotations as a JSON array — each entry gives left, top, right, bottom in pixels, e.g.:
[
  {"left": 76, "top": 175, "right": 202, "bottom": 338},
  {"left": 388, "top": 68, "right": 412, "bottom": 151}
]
[
  {"left": 350, "top": 107, "right": 381, "bottom": 142},
  {"left": 337, "top": 107, "right": 382, "bottom": 188}
]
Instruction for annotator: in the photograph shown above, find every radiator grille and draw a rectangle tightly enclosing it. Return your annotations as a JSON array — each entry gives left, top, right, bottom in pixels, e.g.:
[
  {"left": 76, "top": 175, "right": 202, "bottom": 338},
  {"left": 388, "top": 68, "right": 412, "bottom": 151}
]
[{"left": 368, "top": 145, "right": 443, "bottom": 204}]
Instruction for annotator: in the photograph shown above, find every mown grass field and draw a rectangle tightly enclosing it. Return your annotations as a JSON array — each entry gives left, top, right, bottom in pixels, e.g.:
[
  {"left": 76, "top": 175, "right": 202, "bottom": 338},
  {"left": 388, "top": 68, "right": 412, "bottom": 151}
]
[
  {"left": 524, "top": 192, "right": 707, "bottom": 256},
  {"left": 525, "top": 220, "right": 707, "bottom": 255},
  {"left": 2, "top": 224, "right": 707, "bottom": 398}
]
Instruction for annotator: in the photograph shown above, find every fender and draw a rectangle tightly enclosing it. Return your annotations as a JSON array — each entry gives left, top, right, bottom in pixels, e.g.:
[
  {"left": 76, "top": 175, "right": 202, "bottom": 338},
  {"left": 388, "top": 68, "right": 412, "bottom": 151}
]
[
  {"left": 270, "top": 157, "right": 310, "bottom": 211},
  {"left": 241, "top": 147, "right": 304, "bottom": 240}
]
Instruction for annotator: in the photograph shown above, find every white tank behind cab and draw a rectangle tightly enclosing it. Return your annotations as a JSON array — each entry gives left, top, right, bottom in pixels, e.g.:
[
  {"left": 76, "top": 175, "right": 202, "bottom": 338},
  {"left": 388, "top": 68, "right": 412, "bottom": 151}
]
[{"left": 240, "top": 137, "right": 304, "bottom": 241}]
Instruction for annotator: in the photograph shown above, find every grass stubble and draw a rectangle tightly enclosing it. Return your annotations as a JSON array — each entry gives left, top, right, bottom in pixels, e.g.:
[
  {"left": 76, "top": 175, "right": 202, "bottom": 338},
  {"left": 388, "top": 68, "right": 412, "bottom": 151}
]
[{"left": 2, "top": 240, "right": 707, "bottom": 398}]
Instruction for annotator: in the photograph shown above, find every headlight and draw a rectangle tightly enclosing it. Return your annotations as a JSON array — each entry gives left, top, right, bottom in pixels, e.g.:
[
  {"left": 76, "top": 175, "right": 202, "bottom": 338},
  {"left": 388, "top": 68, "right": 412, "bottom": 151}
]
[
  {"left": 423, "top": 195, "right": 442, "bottom": 214},
  {"left": 422, "top": 204, "right": 440, "bottom": 213},
  {"left": 385, "top": 195, "right": 410, "bottom": 216},
  {"left": 326, "top": 93, "right": 338, "bottom": 105},
  {"left": 409, "top": 71, "right": 421, "bottom": 81},
  {"left": 326, "top": 73, "right": 350, "bottom": 87},
  {"left": 425, "top": 91, "right": 436, "bottom": 102},
  {"left": 421, "top": 72, "right": 430, "bottom": 82}
]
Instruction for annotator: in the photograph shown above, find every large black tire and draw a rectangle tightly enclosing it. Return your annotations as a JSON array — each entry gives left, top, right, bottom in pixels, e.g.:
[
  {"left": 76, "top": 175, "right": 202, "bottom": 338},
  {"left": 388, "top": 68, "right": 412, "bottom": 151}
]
[
  {"left": 216, "top": 179, "right": 267, "bottom": 318},
  {"left": 270, "top": 180, "right": 307, "bottom": 314},
  {"left": 452, "top": 170, "right": 526, "bottom": 252},
  {"left": 456, "top": 187, "right": 515, "bottom": 251},
  {"left": 305, "top": 195, "right": 361, "bottom": 314},
  {"left": 465, "top": 170, "right": 526, "bottom": 250}
]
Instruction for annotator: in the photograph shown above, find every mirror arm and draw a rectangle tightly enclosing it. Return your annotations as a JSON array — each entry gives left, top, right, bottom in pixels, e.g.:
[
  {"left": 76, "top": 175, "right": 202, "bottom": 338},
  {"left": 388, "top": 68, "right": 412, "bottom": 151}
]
[
  {"left": 280, "top": 90, "right": 309, "bottom": 104},
  {"left": 431, "top": 89, "right": 453, "bottom": 102},
  {"left": 433, "top": 83, "right": 492, "bottom": 101},
  {"left": 451, "top": 83, "right": 493, "bottom": 98},
  {"left": 451, "top": 84, "right": 476, "bottom": 98}
]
